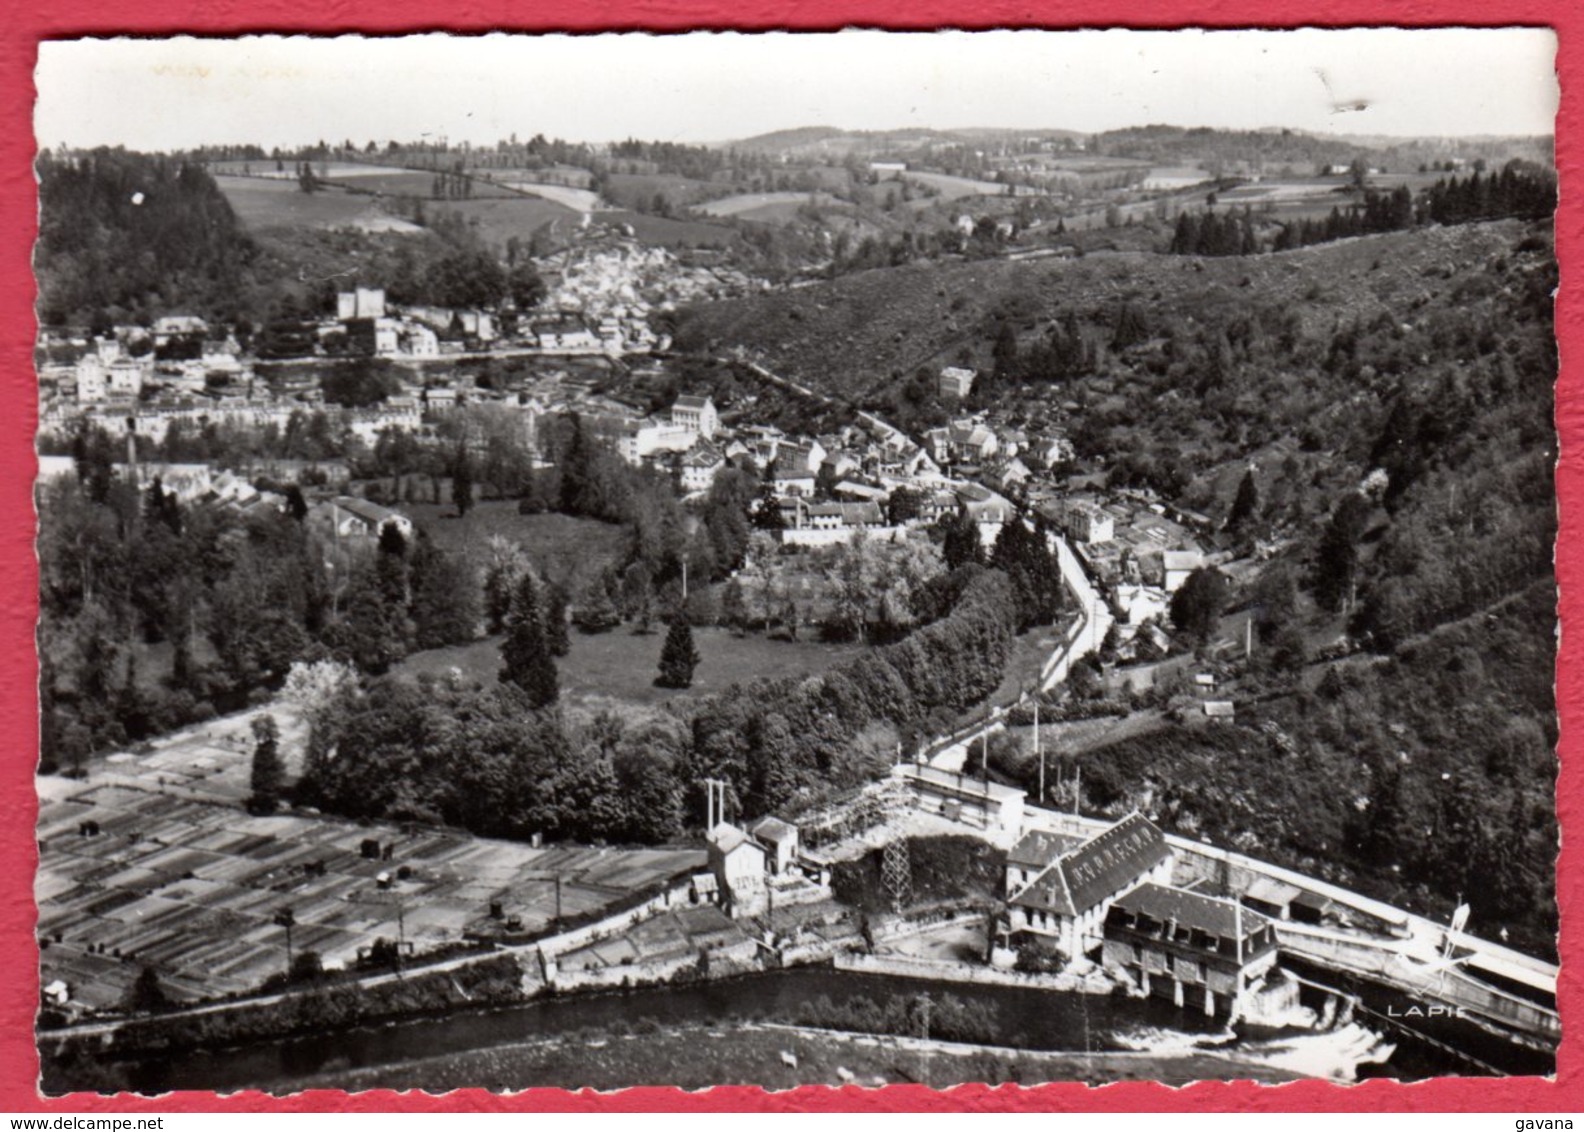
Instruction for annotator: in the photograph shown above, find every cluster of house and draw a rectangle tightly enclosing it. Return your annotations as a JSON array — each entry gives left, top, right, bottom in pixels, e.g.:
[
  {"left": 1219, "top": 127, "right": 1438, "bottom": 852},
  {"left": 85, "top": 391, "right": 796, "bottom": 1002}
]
[
  {"left": 330, "top": 287, "right": 443, "bottom": 359},
  {"left": 539, "top": 241, "right": 757, "bottom": 351},
  {"left": 922, "top": 401, "right": 1075, "bottom": 496},
  {"left": 41, "top": 319, "right": 249, "bottom": 409},
  {"left": 1023, "top": 489, "right": 1224, "bottom": 663},
  {"left": 590, "top": 393, "right": 1024, "bottom": 548},
  {"left": 36, "top": 448, "right": 414, "bottom": 545}
]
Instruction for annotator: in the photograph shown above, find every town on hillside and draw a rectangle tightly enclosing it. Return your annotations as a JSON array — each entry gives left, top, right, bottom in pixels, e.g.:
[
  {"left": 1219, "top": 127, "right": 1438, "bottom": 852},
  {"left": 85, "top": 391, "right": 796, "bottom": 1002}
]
[{"left": 30, "top": 30, "right": 1561, "bottom": 1097}]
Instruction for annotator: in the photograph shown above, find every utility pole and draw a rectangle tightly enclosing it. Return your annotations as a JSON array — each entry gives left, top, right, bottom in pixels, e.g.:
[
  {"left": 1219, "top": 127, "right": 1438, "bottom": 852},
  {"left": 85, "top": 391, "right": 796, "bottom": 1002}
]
[
  {"left": 1074, "top": 763, "right": 1081, "bottom": 818},
  {"left": 273, "top": 908, "right": 296, "bottom": 976},
  {"left": 1035, "top": 698, "right": 1044, "bottom": 804},
  {"left": 703, "top": 777, "right": 729, "bottom": 829}
]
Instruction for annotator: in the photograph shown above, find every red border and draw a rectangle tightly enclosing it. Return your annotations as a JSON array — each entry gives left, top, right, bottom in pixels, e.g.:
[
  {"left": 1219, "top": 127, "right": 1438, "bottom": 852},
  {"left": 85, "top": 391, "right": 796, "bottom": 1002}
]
[{"left": 2, "top": 8, "right": 1576, "bottom": 1114}]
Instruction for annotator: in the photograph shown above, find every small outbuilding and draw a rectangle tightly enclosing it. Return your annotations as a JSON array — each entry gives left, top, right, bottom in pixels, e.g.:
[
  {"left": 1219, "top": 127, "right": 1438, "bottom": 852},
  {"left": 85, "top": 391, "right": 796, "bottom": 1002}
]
[{"left": 749, "top": 816, "right": 799, "bottom": 875}]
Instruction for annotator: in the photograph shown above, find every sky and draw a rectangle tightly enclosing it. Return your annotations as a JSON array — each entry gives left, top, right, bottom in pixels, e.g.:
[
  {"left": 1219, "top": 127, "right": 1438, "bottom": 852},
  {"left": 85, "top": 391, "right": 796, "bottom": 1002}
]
[{"left": 35, "top": 29, "right": 1559, "bottom": 152}]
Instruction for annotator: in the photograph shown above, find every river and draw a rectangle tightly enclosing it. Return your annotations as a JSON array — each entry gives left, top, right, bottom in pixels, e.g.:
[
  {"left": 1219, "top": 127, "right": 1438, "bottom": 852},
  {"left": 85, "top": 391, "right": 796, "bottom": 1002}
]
[{"left": 59, "top": 964, "right": 1536, "bottom": 1095}]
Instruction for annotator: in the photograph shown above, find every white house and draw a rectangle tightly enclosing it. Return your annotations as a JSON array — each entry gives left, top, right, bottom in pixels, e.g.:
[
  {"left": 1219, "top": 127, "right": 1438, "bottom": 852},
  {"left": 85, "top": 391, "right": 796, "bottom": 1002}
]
[
  {"left": 772, "top": 471, "right": 816, "bottom": 497},
  {"left": 1061, "top": 501, "right": 1115, "bottom": 545},
  {"left": 749, "top": 816, "right": 799, "bottom": 876},
  {"left": 670, "top": 394, "right": 720, "bottom": 439},
  {"left": 312, "top": 497, "right": 415, "bottom": 543},
  {"left": 679, "top": 441, "right": 725, "bottom": 493},
  {"left": 618, "top": 418, "right": 696, "bottom": 465},
  {"left": 939, "top": 366, "right": 977, "bottom": 400},
  {"left": 337, "top": 287, "right": 387, "bottom": 321},
  {"left": 75, "top": 353, "right": 106, "bottom": 403},
  {"left": 1163, "top": 550, "right": 1205, "bottom": 593},
  {"left": 896, "top": 764, "right": 1025, "bottom": 839},
  {"left": 707, "top": 823, "right": 767, "bottom": 910}
]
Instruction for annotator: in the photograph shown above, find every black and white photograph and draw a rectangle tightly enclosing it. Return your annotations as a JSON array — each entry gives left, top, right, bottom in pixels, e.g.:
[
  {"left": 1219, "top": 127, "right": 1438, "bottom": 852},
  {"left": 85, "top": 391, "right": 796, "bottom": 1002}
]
[{"left": 30, "top": 29, "right": 1560, "bottom": 1094}]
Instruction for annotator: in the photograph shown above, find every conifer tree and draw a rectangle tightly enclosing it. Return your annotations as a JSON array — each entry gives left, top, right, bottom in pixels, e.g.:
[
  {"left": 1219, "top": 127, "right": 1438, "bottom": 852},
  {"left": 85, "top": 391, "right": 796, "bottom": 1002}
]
[
  {"left": 500, "top": 572, "right": 558, "bottom": 707},
  {"left": 1227, "top": 469, "right": 1261, "bottom": 534},
  {"left": 452, "top": 453, "right": 474, "bottom": 517},
  {"left": 656, "top": 618, "right": 700, "bottom": 689},
  {"left": 249, "top": 713, "right": 284, "bottom": 813}
]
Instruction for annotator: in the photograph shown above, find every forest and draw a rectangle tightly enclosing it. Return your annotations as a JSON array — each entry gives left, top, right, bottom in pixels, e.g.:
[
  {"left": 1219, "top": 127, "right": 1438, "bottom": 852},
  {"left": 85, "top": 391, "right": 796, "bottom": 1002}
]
[
  {"left": 1005, "top": 223, "right": 1557, "bottom": 950},
  {"left": 36, "top": 446, "right": 480, "bottom": 772}
]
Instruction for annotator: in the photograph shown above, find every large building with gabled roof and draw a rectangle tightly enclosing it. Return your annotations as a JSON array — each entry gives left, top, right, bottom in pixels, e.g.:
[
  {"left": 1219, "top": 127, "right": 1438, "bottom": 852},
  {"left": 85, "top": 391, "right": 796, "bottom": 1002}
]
[{"left": 1004, "top": 812, "right": 1172, "bottom": 960}]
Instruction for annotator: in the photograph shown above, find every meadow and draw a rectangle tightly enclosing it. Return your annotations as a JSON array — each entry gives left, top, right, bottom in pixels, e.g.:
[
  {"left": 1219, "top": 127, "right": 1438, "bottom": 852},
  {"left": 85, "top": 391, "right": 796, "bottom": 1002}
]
[
  {"left": 423, "top": 197, "right": 581, "bottom": 245},
  {"left": 695, "top": 191, "right": 841, "bottom": 219},
  {"left": 214, "top": 176, "right": 422, "bottom": 233},
  {"left": 393, "top": 624, "right": 864, "bottom": 720}
]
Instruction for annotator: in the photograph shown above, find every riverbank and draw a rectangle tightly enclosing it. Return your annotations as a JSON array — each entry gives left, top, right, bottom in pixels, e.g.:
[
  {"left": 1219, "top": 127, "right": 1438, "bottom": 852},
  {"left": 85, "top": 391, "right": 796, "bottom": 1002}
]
[
  {"left": 40, "top": 954, "right": 532, "bottom": 1095},
  {"left": 293, "top": 1020, "right": 1306, "bottom": 1093}
]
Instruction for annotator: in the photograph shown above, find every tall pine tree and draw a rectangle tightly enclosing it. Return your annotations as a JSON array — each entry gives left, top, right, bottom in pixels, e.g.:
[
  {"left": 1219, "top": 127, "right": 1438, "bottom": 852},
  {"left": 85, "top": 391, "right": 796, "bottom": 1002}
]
[
  {"left": 500, "top": 572, "right": 558, "bottom": 707},
  {"left": 249, "top": 713, "right": 283, "bottom": 813},
  {"left": 452, "top": 452, "right": 475, "bottom": 517},
  {"left": 1227, "top": 469, "right": 1260, "bottom": 534},
  {"left": 656, "top": 618, "right": 700, "bottom": 689}
]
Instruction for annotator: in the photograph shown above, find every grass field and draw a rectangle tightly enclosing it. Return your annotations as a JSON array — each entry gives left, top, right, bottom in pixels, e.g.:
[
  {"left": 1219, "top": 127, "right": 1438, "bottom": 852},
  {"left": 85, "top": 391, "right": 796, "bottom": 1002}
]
[
  {"left": 393, "top": 624, "right": 864, "bottom": 719},
  {"left": 499, "top": 181, "right": 603, "bottom": 212},
  {"left": 215, "top": 176, "right": 423, "bottom": 233},
  {"left": 406, "top": 503, "right": 632, "bottom": 589},
  {"left": 484, "top": 164, "right": 596, "bottom": 188},
  {"left": 695, "top": 191, "right": 839, "bottom": 218},
  {"left": 422, "top": 197, "right": 580, "bottom": 244},
  {"left": 902, "top": 170, "right": 1035, "bottom": 200},
  {"left": 324, "top": 170, "right": 519, "bottom": 200},
  {"left": 601, "top": 172, "right": 726, "bottom": 212}
]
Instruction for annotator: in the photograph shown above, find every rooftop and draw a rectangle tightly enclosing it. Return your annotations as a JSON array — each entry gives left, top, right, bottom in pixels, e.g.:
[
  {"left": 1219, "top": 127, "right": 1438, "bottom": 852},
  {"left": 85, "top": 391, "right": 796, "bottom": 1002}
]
[
  {"left": 750, "top": 816, "right": 796, "bottom": 844},
  {"left": 1012, "top": 812, "right": 1168, "bottom": 917},
  {"left": 1109, "top": 882, "right": 1271, "bottom": 943},
  {"left": 1007, "top": 828, "right": 1075, "bottom": 869},
  {"left": 899, "top": 764, "right": 1025, "bottom": 804}
]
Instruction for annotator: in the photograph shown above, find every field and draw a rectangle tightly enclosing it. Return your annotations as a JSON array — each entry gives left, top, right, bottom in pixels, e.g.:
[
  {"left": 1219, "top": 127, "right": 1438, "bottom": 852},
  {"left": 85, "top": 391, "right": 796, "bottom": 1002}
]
[
  {"left": 601, "top": 172, "right": 726, "bottom": 212},
  {"left": 323, "top": 169, "right": 520, "bottom": 200},
  {"left": 36, "top": 708, "right": 704, "bottom": 1012},
  {"left": 420, "top": 197, "right": 581, "bottom": 245},
  {"left": 695, "top": 191, "right": 841, "bottom": 219},
  {"left": 554, "top": 904, "right": 746, "bottom": 974},
  {"left": 406, "top": 503, "right": 633, "bottom": 589},
  {"left": 214, "top": 176, "right": 423, "bottom": 233},
  {"left": 497, "top": 182, "right": 603, "bottom": 212},
  {"left": 484, "top": 164, "right": 596, "bottom": 188},
  {"left": 393, "top": 624, "right": 865, "bottom": 718},
  {"left": 1143, "top": 165, "right": 1213, "bottom": 190},
  {"left": 901, "top": 170, "right": 1038, "bottom": 201}
]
